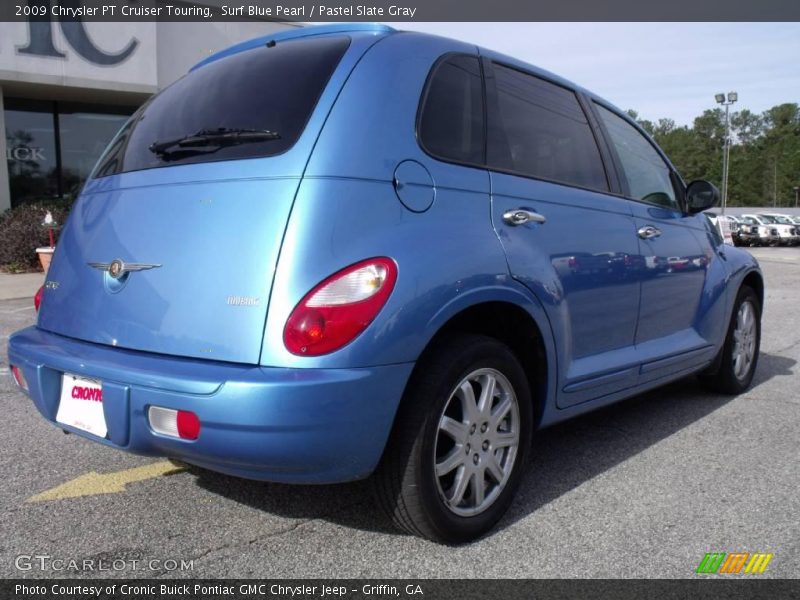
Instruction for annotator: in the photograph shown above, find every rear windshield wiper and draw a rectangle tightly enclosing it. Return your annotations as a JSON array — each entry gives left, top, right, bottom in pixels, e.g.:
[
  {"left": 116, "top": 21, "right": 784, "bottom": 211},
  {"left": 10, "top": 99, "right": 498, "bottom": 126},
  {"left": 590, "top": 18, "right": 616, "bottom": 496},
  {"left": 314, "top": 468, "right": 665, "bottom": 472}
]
[{"left": 149, "top": 127, "right": 281, "bottom": 157}]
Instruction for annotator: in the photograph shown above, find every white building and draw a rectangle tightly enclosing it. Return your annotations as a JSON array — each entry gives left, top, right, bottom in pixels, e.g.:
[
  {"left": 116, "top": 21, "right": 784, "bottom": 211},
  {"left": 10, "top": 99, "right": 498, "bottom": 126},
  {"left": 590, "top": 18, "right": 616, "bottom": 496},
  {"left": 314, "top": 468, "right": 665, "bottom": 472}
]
[{"left": 1, "top": 18, "right": 294, "bottom": 212}]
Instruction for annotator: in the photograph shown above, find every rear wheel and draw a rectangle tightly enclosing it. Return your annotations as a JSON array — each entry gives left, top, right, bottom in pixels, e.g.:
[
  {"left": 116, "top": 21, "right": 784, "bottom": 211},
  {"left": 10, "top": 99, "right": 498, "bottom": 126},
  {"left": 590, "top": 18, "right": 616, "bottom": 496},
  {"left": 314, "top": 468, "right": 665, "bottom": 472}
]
[
  {"left": 373, "top": 334, "right": 532, "bottom": 543},
  {"left": 701, "top": 286, "right": 761, "bottom": 394}
]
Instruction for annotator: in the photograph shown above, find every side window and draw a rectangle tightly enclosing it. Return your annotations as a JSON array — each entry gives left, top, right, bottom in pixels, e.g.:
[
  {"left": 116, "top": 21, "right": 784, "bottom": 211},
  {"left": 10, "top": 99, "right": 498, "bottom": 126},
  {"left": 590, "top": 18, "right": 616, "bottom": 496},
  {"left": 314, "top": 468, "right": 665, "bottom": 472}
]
[
  {"left": 594, "top": 104, "right": 678, "bottom": 209},
  {"left": 418, "top": 55, "right": 484, "bottom": 165},
  {"left": 487, "top": 63, "right": 608, "bottom": 192}
]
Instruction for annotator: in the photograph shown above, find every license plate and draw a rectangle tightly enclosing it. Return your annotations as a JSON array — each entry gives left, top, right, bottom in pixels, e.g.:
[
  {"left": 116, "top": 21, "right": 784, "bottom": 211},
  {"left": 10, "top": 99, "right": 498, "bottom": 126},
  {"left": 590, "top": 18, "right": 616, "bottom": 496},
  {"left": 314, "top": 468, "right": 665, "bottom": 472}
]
[{"left": 56, "top": 373, "right": 107, "bottom": 438}]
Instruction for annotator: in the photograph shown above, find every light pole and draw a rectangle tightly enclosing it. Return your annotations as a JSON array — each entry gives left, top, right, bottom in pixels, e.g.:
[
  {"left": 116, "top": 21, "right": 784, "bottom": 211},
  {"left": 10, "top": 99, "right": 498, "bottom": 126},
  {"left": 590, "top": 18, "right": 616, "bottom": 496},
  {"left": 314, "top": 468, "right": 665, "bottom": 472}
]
[
  {"left": 715, "top": 92, "right": 737, "bottom": 214},
  {"left": 795, "top": 186, "right": 799, "bottom": 208}
]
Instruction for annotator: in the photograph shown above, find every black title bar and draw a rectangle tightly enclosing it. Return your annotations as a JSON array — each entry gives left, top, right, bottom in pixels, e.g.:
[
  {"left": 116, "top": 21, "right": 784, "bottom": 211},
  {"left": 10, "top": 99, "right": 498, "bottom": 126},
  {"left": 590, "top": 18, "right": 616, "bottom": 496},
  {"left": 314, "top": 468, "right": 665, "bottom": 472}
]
[
  {"left": 2, "top": 0, "right": 800, "bottom": 22},
  {"left": 4, "top": 579, "right": 800, "bottom": 600}
]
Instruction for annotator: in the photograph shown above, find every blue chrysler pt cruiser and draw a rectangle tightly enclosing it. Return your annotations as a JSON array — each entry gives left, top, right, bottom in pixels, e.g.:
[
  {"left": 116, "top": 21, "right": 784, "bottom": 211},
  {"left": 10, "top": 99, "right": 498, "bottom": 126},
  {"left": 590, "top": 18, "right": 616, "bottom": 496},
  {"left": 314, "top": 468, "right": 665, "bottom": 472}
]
[{"left": 8, "top": 24, "right": 762, "bottom": 542}]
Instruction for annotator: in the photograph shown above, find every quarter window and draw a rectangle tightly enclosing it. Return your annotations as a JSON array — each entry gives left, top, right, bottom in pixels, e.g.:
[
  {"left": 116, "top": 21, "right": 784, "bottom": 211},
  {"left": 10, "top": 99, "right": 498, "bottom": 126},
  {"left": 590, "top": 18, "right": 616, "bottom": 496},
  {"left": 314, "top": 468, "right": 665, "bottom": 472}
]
[
  {"left": 594, "top": 104, "right": 678, "bottom": 209},
  {"left": 488, "top": 64, "right": 608, "bottom": 192},
  {"left": 418, "top": 55, "right": 485, "bottom": 165}
]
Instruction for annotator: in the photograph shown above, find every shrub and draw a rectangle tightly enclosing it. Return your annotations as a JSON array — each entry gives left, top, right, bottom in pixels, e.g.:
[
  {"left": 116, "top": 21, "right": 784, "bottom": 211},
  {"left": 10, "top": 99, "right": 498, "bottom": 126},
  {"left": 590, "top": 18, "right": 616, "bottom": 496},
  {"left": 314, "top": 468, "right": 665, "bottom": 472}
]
[{"left": 0, "top": 199, "right": 74, "bottom": 271}]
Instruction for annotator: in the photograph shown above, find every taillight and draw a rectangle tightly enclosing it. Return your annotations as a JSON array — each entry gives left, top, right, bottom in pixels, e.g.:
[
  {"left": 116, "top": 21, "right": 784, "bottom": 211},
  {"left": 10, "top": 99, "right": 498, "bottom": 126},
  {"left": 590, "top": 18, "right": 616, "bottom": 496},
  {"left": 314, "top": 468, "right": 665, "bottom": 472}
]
[
  {"left": 284, "top": 257, "right": 397, "bottom": 356},
  {"left": 34, "top": 285, "right": 44, "bottom": 312}
]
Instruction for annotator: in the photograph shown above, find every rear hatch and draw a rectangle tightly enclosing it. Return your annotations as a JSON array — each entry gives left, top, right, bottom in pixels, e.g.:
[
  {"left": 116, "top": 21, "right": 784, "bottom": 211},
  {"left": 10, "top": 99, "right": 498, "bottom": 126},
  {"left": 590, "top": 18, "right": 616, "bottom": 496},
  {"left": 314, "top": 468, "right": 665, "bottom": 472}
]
[{"left": 37, "top": 32, "right": 367, "bottom": 364}]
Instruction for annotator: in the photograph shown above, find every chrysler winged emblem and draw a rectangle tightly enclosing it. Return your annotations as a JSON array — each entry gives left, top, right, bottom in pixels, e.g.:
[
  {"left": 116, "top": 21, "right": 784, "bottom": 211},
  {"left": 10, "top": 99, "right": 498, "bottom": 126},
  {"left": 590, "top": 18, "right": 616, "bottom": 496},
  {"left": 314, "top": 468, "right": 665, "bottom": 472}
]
[{"left": 88, "top": 259, "right": 161, "bottom": 279}]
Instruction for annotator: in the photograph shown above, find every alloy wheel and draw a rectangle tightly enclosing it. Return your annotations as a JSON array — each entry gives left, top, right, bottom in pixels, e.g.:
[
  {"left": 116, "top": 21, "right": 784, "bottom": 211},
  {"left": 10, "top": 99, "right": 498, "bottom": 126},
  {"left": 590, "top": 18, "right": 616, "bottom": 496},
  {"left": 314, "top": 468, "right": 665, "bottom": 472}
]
[
  {"left": 732, "top": 299, "right": 757, "bottom": 381},
  {"left": 433, "top": 368, "right": 520, "bottom": 517}
]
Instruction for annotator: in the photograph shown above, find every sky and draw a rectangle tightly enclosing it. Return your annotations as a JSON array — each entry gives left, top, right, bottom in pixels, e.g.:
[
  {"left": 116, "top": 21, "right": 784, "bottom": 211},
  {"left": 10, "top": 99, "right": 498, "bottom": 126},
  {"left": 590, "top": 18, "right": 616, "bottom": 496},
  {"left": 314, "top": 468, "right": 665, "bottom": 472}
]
[{"left": 393, "top": 23, "right": 800, "bottom": 126}]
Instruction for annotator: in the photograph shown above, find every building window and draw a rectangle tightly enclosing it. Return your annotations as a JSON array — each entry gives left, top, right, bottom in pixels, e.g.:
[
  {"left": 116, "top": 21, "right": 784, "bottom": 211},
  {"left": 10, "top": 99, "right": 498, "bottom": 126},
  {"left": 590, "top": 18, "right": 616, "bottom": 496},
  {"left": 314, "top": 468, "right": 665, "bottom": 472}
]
[
  {"left": 58, "top": 104, "right": 131, "bottom": 197},
  {"left": 3, "top": 98, "right": 134, "bottom": 207},
  {"left": 4, "top": 99, "right": 59, "bottom": 206}
]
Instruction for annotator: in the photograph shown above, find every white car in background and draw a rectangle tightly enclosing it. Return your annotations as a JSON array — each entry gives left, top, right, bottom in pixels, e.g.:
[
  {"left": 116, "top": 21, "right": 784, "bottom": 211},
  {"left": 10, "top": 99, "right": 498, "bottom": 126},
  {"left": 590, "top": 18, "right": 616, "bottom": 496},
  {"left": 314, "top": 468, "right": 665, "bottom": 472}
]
[
  {"left": 740, "top": 215, "right": 780, "bottom": 246},
  {"left": 725, "top": 215, "right": 760, "bottom": 246},
  {"left": 786, "top": 215, "right": 800, "bottom": 231},
  {"left": 735, "top": 220, "right": 763, "bottom": 246},
  {"left": 756, "top": 213, "right": 800, "bottom": 245}
]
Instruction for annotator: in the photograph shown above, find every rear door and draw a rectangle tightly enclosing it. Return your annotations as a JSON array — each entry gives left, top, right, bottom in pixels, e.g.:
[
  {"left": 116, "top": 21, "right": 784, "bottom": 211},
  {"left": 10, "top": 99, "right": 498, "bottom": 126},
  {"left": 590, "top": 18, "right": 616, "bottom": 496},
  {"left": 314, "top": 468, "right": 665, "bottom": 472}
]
[
  {"left": 484, "top": 60, "right": 643, "bottom": 407},
  {"left": 591, "top": 102, "right": 718, "bottom": 382}
]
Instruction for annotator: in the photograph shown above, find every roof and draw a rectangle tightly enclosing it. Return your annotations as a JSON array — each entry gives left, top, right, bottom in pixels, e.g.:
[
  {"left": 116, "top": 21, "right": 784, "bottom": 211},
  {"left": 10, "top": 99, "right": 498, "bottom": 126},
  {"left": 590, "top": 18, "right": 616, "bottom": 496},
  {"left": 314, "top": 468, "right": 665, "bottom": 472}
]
[{"left": 191, "top": 23, "right": 396, "bottom": 71}]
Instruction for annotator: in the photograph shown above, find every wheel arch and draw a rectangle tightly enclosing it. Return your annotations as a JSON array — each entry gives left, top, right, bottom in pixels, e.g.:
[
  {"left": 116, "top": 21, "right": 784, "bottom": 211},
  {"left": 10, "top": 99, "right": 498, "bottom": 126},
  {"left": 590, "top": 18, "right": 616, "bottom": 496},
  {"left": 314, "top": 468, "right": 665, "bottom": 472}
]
[
  {"left": 741, "top": 269, "right": 764, "bottom": 308},
  {"left": 703, "top": 267, "right": 764, "bottom": 380},
  {"left": 413, "top": 290, "right": 556, "bottom": 427}
]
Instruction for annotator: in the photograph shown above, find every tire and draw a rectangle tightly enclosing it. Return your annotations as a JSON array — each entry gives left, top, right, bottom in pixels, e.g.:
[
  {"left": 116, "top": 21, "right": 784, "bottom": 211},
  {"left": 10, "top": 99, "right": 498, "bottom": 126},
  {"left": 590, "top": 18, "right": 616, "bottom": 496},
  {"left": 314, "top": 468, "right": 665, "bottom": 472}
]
[
  {"left": 373, "top": 333, "right": 533, "bottom": 543},
  {"left": 700, "top": 286, "right": 761, "bottom": 394}
]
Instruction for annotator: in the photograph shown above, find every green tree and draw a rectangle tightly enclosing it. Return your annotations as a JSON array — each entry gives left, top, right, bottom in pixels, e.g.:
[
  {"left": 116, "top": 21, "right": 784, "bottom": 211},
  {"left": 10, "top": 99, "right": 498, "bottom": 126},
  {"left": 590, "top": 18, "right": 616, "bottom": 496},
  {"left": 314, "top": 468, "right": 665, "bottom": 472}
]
[
  {"left": 731, "top": 109, "right": 764, "bottom": 145},
  {"left": 760, "top": 104, "right": 800, "bottom": 206}
]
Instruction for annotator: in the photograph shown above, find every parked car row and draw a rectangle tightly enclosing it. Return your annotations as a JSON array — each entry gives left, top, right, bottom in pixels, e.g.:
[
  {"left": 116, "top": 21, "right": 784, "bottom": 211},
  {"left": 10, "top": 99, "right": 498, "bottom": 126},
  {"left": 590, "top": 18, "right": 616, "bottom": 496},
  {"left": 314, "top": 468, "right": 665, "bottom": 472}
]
[{"left": 707, "top": 212, "right": 800, "bottom": 246}]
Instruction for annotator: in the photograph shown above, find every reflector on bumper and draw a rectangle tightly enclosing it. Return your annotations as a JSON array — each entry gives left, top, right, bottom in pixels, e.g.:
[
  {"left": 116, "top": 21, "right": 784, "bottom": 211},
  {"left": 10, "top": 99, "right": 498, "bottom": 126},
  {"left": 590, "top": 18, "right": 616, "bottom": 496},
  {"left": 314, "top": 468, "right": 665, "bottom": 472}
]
[{"left": 148, "top": 406, "right": 201, "bottom": 440}]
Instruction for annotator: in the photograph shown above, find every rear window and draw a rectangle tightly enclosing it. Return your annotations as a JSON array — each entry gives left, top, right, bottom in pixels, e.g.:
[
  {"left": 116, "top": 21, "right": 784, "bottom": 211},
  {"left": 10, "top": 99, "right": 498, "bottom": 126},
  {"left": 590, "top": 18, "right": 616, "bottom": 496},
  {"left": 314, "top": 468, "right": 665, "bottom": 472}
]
[{"left": 92, "top": 36, "right": 350, "bottom": 177}]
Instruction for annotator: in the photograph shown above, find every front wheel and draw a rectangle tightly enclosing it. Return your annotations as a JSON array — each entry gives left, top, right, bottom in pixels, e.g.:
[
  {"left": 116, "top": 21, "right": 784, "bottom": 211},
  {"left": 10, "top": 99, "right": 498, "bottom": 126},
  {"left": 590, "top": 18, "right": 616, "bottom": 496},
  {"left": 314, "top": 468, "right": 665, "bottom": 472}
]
[
  {"left": 701, "top": 286, "right": 761, "bottom": 394},
  {"left": 373, "top": 334, "right": 532, "bottom": 543}
]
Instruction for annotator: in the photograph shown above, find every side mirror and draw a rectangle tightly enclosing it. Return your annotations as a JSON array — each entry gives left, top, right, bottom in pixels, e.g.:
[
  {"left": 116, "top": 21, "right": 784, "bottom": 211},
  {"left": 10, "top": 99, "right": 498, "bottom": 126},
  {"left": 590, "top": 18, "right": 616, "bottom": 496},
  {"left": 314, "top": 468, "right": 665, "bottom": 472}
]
[{"left": 685, "top": 180, "right": 720, "bottom": 214}]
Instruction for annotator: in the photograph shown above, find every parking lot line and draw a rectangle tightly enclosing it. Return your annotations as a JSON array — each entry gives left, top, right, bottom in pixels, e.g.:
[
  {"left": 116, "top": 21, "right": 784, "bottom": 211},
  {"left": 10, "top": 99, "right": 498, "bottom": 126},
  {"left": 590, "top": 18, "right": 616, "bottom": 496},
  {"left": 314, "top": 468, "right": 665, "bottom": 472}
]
[
  {"left": 0, "top": 306, "right": 35, "bottom": 314},
  {"left": 28, "top": 461, "right": 186, "bottom": 502}
]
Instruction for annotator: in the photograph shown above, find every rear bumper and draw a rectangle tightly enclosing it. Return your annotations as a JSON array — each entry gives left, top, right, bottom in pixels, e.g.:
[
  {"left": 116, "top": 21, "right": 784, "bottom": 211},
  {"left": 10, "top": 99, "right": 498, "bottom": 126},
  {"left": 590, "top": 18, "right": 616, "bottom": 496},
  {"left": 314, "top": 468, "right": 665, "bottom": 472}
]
[{"left": 8, "top": 327, "right": 413, "bottom": 483}]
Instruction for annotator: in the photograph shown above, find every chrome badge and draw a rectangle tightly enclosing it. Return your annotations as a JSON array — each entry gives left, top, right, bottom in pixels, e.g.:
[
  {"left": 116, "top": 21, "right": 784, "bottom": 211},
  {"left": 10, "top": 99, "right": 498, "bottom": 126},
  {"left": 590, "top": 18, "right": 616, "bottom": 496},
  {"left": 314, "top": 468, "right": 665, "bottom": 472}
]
[{"left": 88, "top": 259, "right": 161, "bottom": 279}]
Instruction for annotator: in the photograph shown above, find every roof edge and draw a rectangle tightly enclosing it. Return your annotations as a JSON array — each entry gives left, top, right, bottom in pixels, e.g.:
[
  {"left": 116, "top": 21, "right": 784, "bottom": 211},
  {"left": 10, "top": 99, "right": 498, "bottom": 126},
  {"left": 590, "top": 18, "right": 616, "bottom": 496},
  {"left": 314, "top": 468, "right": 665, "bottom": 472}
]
[{"left": 191, "top": 23, "right": 396, "bottom": 71}]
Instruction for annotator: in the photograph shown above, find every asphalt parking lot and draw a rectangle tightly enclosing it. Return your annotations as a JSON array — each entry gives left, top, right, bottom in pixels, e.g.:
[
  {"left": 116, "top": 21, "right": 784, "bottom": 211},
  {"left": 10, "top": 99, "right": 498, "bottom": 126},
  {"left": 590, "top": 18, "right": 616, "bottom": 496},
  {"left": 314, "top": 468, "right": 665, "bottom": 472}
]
[{"left": 1, "top": 247, "right": 798, "bottom": 579}]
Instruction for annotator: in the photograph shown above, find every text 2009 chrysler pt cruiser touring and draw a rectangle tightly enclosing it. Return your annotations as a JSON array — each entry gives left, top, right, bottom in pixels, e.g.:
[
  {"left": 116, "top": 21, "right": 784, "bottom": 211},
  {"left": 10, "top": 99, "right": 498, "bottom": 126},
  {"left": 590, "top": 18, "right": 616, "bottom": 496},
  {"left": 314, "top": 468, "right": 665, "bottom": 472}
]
[{"left": 8, "top": 24, "right": 763, "bottom": 542}]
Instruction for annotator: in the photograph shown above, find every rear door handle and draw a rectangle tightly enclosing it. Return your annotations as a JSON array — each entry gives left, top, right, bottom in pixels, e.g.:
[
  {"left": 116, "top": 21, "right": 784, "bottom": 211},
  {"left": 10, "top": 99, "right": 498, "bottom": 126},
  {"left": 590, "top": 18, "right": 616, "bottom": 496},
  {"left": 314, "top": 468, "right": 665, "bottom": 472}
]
[
  {"left": 638, "top": 225, "right": 662, "bottom": 239},
  {"left": 503, "top": 209, "right": 546, "bottom": 226}
]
